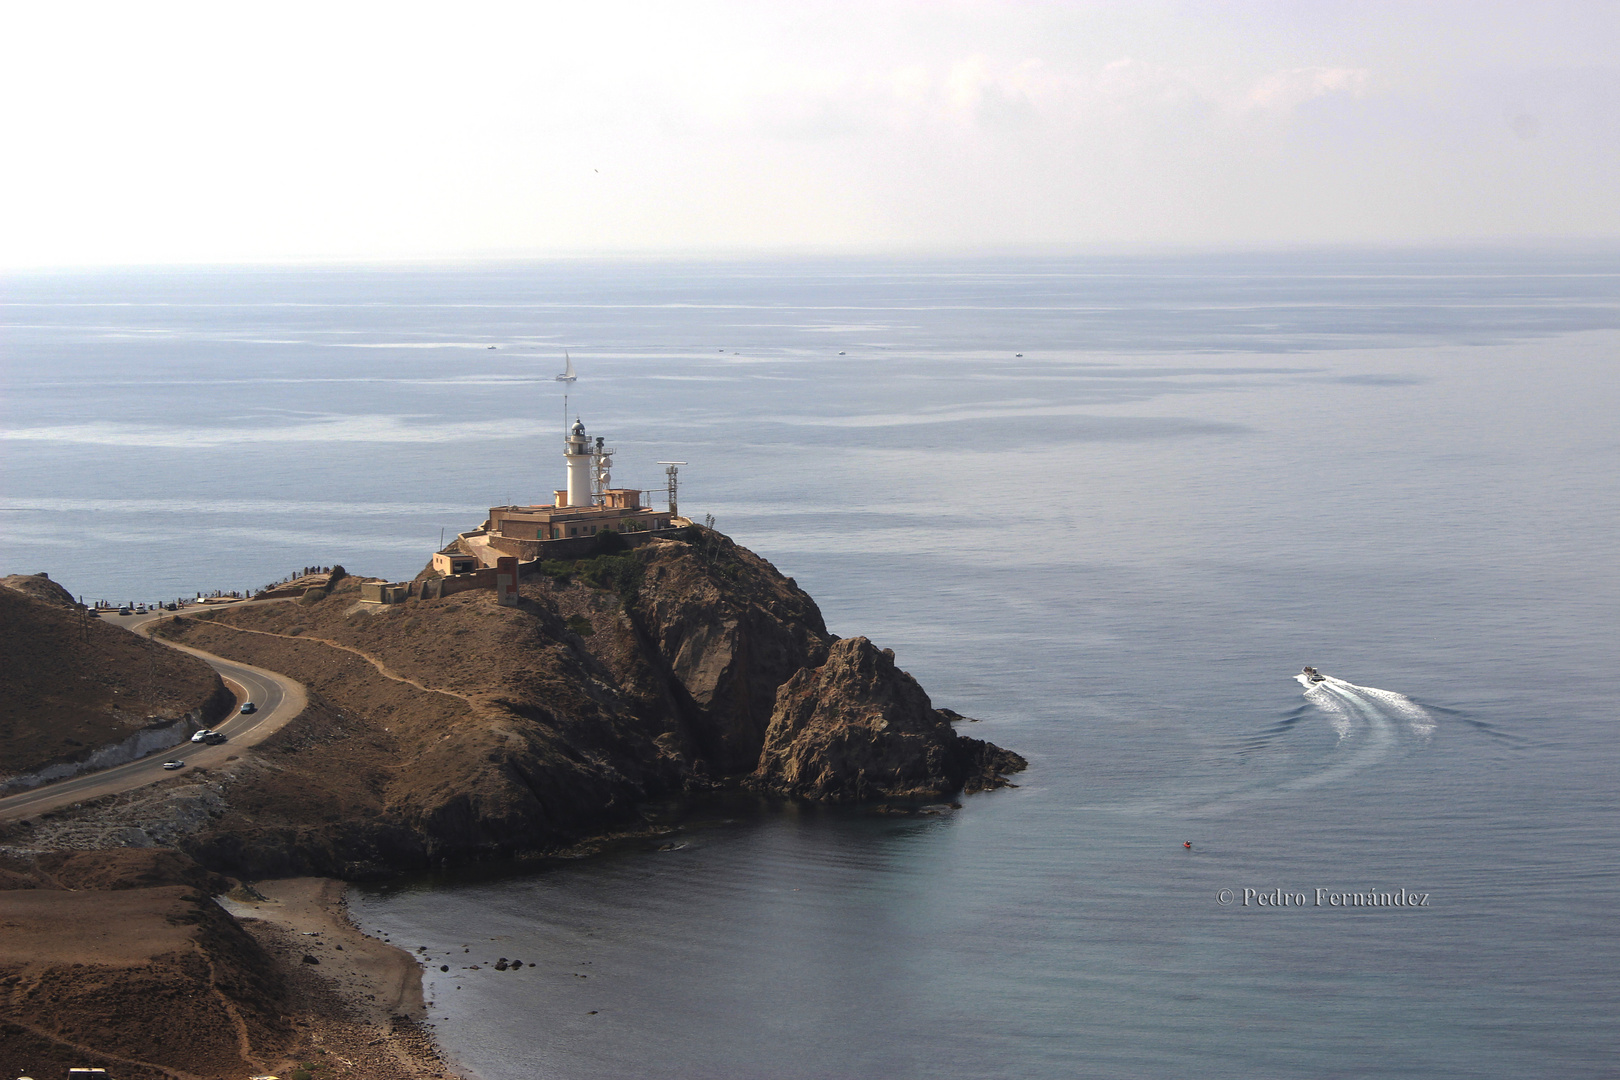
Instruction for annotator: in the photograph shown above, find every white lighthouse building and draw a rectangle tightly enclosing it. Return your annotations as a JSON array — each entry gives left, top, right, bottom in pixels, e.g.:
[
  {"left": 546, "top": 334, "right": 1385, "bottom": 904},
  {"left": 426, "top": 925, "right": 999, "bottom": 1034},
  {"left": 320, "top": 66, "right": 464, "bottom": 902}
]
[{"left": 563, "top": 418, "right": 594, "bottom": 509}]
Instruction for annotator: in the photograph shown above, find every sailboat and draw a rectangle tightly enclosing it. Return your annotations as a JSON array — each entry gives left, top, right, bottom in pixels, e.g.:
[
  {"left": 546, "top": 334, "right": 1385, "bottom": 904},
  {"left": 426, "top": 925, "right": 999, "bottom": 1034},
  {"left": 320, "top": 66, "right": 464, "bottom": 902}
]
[{"left": 555, "top": 352, "right": 577, "bottom": 383}]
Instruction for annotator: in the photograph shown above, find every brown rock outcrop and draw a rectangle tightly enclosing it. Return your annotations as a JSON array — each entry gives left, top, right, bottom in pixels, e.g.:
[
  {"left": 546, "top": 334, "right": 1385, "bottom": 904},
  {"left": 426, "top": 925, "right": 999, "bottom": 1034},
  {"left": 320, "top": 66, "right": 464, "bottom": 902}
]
[
  {"left": 0, "top": 572, "right": 79, "bottom": 608},
  {"left": 628, "top": 530, "right": 832, "bottom": 773},
  {"left": 751, "top": 636, "right": 1026, "bottom": 801}
]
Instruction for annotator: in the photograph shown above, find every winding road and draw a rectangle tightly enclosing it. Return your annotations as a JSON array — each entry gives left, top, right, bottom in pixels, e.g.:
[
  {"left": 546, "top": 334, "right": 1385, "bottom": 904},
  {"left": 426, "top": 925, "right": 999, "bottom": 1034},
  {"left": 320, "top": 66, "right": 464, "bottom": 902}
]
[{"left": 0, "top": 604, "right": 307, "bottom": 823}]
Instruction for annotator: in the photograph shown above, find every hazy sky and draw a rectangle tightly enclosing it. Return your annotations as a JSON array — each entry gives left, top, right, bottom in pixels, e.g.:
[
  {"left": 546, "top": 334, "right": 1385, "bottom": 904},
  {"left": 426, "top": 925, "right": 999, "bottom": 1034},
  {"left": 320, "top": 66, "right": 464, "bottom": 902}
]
[{"left": 2, "top": 1, "right": 1617, "bottom": 267}]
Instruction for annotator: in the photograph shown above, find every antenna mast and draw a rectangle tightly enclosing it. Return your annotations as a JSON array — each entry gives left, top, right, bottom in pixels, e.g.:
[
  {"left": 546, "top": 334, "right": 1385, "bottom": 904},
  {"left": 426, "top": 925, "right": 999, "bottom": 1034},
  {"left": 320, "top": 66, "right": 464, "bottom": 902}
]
[{"left": 658, "top": 461, "right": 687, "bottom": 518}]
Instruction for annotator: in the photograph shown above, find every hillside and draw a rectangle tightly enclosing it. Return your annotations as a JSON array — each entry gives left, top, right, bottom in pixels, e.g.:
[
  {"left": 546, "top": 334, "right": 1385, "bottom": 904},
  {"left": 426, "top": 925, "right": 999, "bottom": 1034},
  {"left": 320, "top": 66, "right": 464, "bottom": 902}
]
[
  {"left": 130, "top": 527, "right": 1024, "bottom": 879},
  {"left": 0, "top": 578, "right": 234, "bottom": 783},
  {"left": 0, "top": 849, "right": 289, "bottom": 1079},
  {"left": 1, "top": 571, "right": 79, "bottom": 608},
  {"left": 0, "top": 848, "right": 445, "bottom": 1080}
]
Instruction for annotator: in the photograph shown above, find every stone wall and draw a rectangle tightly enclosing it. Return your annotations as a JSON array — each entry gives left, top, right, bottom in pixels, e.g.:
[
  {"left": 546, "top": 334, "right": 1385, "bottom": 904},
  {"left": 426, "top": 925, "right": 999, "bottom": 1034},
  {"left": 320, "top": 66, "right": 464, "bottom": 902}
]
[{"left": 492, "top": 528, "right": 667, "bottom": 567}]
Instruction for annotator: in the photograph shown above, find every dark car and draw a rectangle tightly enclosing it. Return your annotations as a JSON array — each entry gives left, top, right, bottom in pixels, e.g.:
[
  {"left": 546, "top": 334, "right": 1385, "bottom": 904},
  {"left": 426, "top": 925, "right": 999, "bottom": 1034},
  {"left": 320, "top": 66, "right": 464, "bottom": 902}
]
[
  {"left": 239, "top": 702, "right": 257, "bottom": 714},
  {"left": 203, "top": 732, "right": 228, "bottom": 745}
]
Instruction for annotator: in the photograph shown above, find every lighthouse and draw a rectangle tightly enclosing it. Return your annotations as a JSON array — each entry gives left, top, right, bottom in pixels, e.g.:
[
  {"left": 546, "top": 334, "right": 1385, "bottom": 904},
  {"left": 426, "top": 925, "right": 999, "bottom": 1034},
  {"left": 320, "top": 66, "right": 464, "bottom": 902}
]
[
  {"left": 563, "top": 418, "right": 594, "bottom": 508},
  {"left": 431, "top": 412, "right": 675, "bottom": 572}
]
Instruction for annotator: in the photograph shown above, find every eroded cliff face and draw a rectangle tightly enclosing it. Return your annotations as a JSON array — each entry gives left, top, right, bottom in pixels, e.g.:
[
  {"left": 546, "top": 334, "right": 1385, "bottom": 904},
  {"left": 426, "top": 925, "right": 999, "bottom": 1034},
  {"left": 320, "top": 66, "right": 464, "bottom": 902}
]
[
  {"left": 751, "top": 636, "right": 1027, "bottom": 801},
  {"left": 629, "top": 529, "right": 832, "bottom": 773},
  {"left": 128, "top": 527, "right": 1021, "bottom": 878}
]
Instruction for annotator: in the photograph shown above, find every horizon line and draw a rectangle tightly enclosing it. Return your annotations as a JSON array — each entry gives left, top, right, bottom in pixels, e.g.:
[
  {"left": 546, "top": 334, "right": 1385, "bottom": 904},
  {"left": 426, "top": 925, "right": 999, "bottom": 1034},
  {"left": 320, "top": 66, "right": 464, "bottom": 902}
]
[{"left": 7, "top": 236, "right": 1620, "bottom": 276}]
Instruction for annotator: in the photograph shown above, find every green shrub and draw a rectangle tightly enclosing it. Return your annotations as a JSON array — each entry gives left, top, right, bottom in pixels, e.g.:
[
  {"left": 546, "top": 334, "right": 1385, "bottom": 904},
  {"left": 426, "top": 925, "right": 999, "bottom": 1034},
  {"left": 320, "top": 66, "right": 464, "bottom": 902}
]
[
  {"left": 578, "top": 553, "right": 641, "bottom": 598},
  {"left": 542, "top": 549, "right": 642, "bottom": 601},
  {"left": 567, "top": 614, "right": 595, "bottom": 637},
  {"left": 539, "top": 559, "right": 575, "bottom": 583}
]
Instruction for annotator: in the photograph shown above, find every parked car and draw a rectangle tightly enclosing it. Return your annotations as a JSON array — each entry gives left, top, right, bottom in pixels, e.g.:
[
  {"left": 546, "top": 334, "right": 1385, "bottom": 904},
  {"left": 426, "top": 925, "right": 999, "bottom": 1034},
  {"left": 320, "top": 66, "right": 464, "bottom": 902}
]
[
  {"left": 239, "top": 702, "right": 257, "bottom": 714},
  {"left": 162, "top": 761, "right": 185, "bottom": 770},
  {"left": 190, "top": 729, "right": 213, "bottom": 743}
]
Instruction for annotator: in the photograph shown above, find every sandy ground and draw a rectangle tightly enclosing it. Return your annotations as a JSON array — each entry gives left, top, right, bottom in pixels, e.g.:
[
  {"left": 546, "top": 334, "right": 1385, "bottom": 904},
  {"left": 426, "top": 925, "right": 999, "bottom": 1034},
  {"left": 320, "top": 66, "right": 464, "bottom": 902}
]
[{"left": 224, "top": 878, "right": 464, "bottom": 1080}]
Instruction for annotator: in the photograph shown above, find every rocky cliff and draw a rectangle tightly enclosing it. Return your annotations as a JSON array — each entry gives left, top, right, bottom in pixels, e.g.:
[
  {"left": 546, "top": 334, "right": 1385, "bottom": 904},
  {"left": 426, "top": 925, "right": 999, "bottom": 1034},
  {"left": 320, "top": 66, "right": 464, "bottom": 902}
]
[
  {"left": 751, "top": 636, "right": 1026, "bottom": 801},
  {"left": 45, "top": 527, "right": 1026, "bottom": 879}
]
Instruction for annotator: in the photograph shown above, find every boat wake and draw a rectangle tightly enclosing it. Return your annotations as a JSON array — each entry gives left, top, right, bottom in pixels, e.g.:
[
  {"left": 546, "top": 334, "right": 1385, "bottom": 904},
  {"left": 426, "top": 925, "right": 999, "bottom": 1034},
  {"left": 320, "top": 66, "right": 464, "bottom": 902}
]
[
  {"left": 1081, "top": 671, "right": 1439, "bottom": 818},
  {"left": 1176, "top": 673, "right": 1435, "bottom": 816},
  {"left": 1297, "top": 673, "right": 1433, "bottom": 740},
  {"left": 1274, "top": 673, "right": 1427, "bottom": 792}
]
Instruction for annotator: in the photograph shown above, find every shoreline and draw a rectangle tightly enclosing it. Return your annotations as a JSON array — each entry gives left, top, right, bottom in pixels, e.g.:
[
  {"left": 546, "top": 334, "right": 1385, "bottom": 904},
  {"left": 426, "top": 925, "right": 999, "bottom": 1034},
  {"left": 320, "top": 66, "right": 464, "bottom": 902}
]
[{"left": 221, "top": 876, "right": 463, "bottom": 1079}]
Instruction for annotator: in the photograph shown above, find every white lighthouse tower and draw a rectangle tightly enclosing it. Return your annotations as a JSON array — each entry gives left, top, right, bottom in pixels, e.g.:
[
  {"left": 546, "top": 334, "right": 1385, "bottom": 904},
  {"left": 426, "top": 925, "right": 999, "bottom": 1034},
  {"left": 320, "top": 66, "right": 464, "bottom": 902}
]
[{"left": 563, "top": 418, "right": 593, "bottom": 508}]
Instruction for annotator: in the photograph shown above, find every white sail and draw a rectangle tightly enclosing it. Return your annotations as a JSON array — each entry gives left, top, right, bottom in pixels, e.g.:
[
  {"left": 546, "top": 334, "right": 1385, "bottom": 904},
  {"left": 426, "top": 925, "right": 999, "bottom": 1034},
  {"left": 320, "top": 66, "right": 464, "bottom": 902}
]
[{"left": 556, "top": 352, "right": 577, "bottom": 383}]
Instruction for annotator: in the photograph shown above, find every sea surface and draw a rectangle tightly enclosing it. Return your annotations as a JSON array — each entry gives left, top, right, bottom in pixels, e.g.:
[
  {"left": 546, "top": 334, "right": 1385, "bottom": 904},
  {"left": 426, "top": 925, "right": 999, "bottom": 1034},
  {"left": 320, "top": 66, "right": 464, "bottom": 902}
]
[{"left": 3, "top": 250, "right": 1619, "bottom": 1078}]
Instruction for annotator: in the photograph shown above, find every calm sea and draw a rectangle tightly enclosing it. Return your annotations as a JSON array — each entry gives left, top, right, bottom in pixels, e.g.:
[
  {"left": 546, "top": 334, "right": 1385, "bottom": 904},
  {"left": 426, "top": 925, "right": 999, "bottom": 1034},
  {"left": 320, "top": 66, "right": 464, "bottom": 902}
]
[{"left": 4, "top": 251, "right": 1619, "bottom": 1078}]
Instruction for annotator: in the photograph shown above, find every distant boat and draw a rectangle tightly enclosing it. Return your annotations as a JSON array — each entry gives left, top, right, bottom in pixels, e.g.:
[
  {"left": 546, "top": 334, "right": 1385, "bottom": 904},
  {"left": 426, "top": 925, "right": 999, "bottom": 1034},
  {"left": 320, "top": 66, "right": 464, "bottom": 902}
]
[
  {"left": 488, "top": 345, "right": 497, "bottom": 349},
  {"left": 555, "top": 352, "right": 577, "bottom": 383}
]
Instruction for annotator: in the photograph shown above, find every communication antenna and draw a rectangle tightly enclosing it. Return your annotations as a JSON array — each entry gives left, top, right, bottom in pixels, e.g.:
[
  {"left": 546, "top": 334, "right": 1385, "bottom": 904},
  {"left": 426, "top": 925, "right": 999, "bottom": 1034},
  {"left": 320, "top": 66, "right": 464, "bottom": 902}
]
[
  {"left": 593, "top": 435, "right": 616, "bottom": 502},
  {"left": 658, "top": 461, "right": 687, "bottom": 518}
]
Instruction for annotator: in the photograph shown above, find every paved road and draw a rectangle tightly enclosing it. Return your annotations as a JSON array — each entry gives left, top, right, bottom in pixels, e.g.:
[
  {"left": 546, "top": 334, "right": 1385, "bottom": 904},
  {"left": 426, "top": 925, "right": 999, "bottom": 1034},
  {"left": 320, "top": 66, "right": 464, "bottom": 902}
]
[{"left": 0, "top": 603, "right": 308, "bottom": 823}]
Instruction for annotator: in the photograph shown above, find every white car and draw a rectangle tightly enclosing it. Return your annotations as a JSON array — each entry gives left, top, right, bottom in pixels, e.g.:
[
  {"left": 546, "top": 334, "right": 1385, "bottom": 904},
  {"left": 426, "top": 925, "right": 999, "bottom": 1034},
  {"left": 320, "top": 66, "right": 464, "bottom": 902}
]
[
  {"left": 190, "top": 729, "right": 213, "bottom": 743},
  {"left": 162, "top": 760, "right": 185, "bottom": 770}
]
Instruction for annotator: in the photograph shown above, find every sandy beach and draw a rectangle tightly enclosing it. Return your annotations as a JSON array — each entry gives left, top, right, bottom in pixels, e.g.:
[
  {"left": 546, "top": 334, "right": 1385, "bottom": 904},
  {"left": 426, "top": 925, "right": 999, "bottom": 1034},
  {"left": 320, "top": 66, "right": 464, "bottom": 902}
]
[{"left": 222, "top": 877, "right": 461, "bottom": 1080}]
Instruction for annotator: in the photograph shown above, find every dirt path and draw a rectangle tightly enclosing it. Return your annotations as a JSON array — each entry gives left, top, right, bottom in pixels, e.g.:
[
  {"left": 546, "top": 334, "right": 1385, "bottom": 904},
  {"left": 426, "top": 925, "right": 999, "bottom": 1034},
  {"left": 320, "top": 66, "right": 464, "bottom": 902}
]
[
  {"left": 0, "top": 1015, "right": 199, "bottom": 1080},
  {"left": 202, "top": 622, "right": 478, "bottom": 707}
]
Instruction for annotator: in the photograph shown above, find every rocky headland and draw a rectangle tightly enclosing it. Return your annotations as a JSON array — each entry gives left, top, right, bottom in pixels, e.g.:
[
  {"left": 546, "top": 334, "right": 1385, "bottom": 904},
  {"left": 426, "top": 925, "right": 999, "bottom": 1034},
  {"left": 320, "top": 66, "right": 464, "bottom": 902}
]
[
  {"left": 0, "top": 526, "right": 1023, "bottom": 1077},
  {"left": 117, "top": 526, "right": 1023, "bottom": 878}
]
